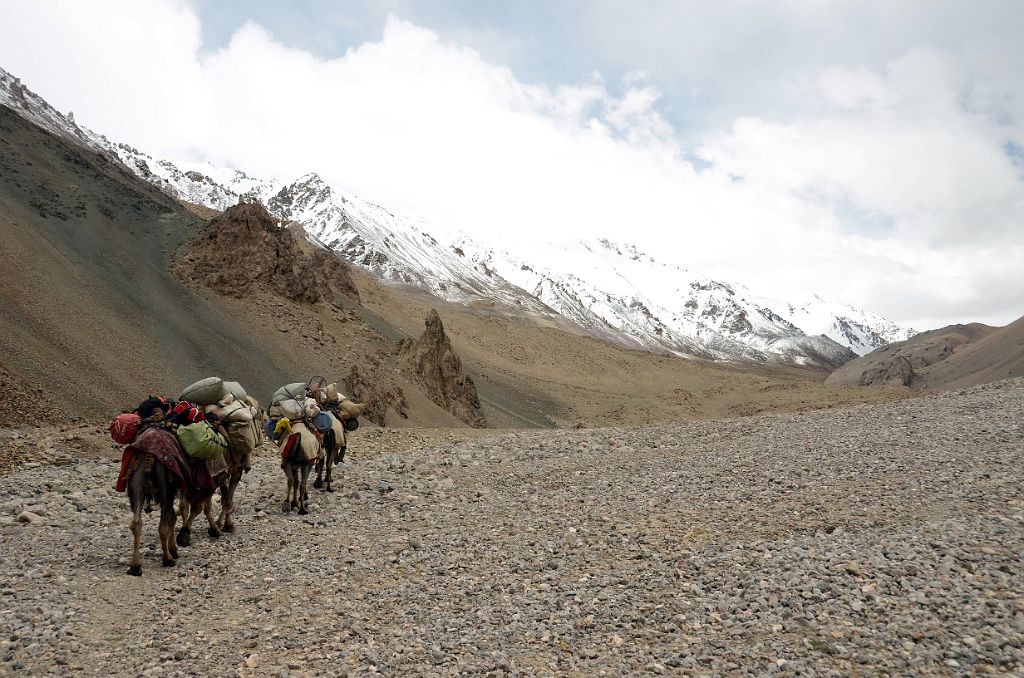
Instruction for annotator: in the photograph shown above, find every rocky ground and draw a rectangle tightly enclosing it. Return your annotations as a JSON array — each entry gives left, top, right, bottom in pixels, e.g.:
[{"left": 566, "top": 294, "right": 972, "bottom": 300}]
[{"left": 0, "top": 380, "right": 1022, "bottom": 676}]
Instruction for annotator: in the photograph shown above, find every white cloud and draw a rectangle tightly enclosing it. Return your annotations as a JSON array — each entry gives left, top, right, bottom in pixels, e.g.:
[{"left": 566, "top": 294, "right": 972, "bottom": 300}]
[{"left": 0, "top": 0, "right": 1021, "bottom": 328}]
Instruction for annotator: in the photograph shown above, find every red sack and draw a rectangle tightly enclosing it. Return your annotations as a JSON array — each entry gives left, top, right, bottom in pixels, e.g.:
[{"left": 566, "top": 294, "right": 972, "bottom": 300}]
[{"left": 109, "top": 412, "right": 142, "bottom": 445}]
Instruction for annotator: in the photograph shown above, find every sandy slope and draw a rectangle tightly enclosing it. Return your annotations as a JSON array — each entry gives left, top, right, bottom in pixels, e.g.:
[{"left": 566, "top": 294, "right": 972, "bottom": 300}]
[
  {"left": 926, "top": 315, "right": 1024, "bottom": 389},
  {"left": 0, "top": 106, "right": 289, "bottom": 420},
  {"left": 828, "top": 317, "right": 1024, "bottom": 390}
]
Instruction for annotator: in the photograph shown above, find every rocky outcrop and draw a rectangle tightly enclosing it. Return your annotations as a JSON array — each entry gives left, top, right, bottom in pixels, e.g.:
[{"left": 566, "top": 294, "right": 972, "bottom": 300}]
[
  {"left": 398, "top": 310, "right": 486, "bottom": 428},
  {"left": 345, "top": 364, "right": 408, "bottom": 426},
  {"left": 173, "top": 201, "right": 360, "bottom": 304},
  {"left": 858, "top": 355, "right": 915, "bottom": 387}
]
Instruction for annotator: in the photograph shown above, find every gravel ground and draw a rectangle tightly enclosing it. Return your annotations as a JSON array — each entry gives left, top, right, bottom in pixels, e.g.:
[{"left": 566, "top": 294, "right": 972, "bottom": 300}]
[{"left": 0, "top": 379, "right": 1022, "bottom": 676}]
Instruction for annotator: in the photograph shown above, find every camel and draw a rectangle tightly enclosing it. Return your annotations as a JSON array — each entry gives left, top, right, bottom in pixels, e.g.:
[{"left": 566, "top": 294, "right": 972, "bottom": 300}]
[
  {"left": 313, "top": 412, "right": 347, "bottom": 493},
  {"left": 177, "top": 399, "right": 265, "bottom": 545},
  {"left": 279, "top": 419, "right": 320, "bottom": 514},
  {"left": 124, "top": 454, "right": 179, "bottom": 576},
  {"left": 116, "top": 426, "right": 193, "bottom": 576}
]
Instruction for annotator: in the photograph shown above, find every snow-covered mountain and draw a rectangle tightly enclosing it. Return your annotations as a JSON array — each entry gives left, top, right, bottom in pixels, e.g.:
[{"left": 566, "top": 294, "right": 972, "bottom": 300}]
[{"left": 1, "top": 65, "right": 914, "bottom": 366}]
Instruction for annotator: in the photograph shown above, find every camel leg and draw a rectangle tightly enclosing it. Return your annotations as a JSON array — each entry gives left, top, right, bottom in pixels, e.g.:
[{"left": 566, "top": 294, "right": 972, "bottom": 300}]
[
  {"left": 324, "top": 447, "right": 336, "bottom": 493},
  {"left": 313, "top": 455, "right": 324, "bottom": 489},
  {"left": 159, "top": 510, "right": 175, "bottom": 567},
  {"left": 220, "top": 470, "right": 242, "bottom": 532},
  {"left": 128, "top": 502, "right": 143, "bottom": 576},
  {"left": 215, "top": 480, "right": 228, "bottom": 531},
  {"left": 176, "top": 496, "right": 191, "bottom": 547},
  {"left": 297, "top": 463, "right": 311, "bottom": 515},
  {"left": 205, "top": 499, "right": 220, "bottom": 540},
  {"left": 283, "top": 464, "right": 294, "bottom": 513},
  {"left": 177, "top": 498, "right": 202, "bottom": 547}
]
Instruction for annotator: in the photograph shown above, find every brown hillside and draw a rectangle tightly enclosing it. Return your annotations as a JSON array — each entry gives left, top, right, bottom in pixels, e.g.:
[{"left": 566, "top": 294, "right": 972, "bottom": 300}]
[
  {"left": 827, "top": 316, "right": 1023, "bottom": 390},
  {"left": 0, "top": 103, "right": 462, "bottom": 427}
]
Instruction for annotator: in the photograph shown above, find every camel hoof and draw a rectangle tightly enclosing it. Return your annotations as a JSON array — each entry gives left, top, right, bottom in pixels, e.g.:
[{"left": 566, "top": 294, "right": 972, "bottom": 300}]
[
  {"left": 162, "top": 558, "right": 176, "bottom": 568},
  {"left": 298, "top": 507, "right": 308, "bottom": 516},
  {"left": 208, "top": 527, "right": 221, "bottom": 540},
  {"left": 176, "top": 529, "right": 191, "bottom": 548},
  {"left": 222, "top": 523, "right": 235, "bottom": 533},
  {"left": 313, "top": 478, "right": 323, "bottom": 489},
  {"left": 127, "top": 565, "right": 142, "bottom": 577},
  {"left": 326, "top": 486, "right": 334, "bottom": 493},
  {"left": 282, "top": 502, "right": 292, "bottom": 513}
]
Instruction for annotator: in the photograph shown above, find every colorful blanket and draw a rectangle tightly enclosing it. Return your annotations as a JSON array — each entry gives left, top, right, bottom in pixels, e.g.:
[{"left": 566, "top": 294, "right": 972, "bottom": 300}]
[{"left": 114, "top": 426, "right": 215, "bottom": 494}]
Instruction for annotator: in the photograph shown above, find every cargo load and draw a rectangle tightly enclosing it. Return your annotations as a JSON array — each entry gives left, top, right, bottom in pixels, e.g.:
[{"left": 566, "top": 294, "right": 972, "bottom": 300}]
[
  {"left": 176, "top": 421, "right": 229, "bottom": 460},
  {"left": 179, "top": 377, "right": 227, "bottom": 406},
  {"left": 272, "top": 382, "right": 308, "bottom": 405}
]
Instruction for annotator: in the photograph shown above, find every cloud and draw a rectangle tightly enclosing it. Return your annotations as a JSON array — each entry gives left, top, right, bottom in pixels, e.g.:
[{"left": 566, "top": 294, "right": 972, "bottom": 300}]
[{"left": 0, "top": 0, "right": 1021, "bottom": 328}]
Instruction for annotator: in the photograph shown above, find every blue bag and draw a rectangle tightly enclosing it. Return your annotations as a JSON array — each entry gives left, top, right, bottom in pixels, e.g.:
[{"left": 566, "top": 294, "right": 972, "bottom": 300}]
[{"left": 312, "top": 411, "right": 333, "bottom": 433}]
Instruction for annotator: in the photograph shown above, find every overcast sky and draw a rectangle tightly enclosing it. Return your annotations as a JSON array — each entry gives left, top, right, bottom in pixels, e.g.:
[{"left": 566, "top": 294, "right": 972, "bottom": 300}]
[{"left": 1, "top": 0, "right": 1022, "bottom": 329}]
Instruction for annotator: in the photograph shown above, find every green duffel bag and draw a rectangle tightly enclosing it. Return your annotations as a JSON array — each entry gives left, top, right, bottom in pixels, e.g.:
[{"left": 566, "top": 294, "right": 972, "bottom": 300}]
[
  {"left": 271, "top": 382, "right": 308, "bottom": 405},
  {"left": 176, "top": 421, "right": 228, "bottom": 460},
  {"left": 179, "top": 377, "right": 226, "bottom": 406}
]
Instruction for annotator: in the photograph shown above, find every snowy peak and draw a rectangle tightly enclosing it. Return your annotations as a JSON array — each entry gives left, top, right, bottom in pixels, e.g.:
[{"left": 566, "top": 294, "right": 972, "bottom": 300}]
[
  {"left": 0, "top": 67, "right": 105, "bottom": 152},
  {"left": 777, "top": 294, "right": 915, "bottom": 355}
]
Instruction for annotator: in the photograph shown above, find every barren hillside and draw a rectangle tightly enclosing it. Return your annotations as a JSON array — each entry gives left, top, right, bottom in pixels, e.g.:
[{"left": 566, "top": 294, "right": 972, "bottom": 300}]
[{"left": 828, "top": 317, "right": 1024, "bottom": 390}]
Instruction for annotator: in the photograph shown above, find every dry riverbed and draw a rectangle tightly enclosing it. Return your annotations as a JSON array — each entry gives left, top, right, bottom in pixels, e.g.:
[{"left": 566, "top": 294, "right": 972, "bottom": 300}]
[{"left": 1, "top": 380, "right": 1022, "bottom": 676}]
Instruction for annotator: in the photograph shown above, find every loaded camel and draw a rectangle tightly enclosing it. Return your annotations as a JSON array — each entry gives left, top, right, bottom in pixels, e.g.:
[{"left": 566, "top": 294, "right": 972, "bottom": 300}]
[
  {"left": 114, "top": 401, "right": 215, "bottom": 576},
  {"left": 269, "top": 380, "right": 363, "bottom": 510},
  {"left": 177, "top": 395, "right": 265, "bottom": 546},
  {"left": 312, "top": 391, "right": 363, "bottom": 493}
]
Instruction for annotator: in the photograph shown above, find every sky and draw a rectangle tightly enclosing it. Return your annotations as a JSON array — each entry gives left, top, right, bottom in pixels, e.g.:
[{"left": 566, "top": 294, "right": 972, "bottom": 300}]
[{"left": 0, "top": 0, "right": 1022, "bottom": 329}]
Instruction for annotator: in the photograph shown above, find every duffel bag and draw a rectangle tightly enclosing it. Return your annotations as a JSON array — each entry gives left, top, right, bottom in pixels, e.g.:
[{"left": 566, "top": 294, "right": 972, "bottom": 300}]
[
  {"left": 176, "top": 421, "right": 228, "bottom": 460},
  {"left": 179, "top": 377, "right": 226, "bottom": 406},
  {"left": 223, "top": 380, "right": 248, "bottom": 401},
  {"left": 278, "top": 398, "right": 303, "bottom": 420},
  {"left": 272, "top": 382, "right": 308, "bottom": 405},
  {"left": 339, "top": 399, "right": 366, "bottom": 420}
]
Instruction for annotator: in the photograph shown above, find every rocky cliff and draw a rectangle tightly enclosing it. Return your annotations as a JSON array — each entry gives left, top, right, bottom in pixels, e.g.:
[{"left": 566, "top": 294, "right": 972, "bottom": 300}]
[
  {"left": 399, "top": 310, "right": 486, "bottom": 428},
  {"left": 173, "top": 201, "right": 359, "bottom": 304}
]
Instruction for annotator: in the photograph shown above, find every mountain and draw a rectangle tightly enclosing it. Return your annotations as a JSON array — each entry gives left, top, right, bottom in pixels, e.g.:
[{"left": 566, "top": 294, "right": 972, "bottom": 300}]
[
  {"left": 827, "top": 316, "right": 1024, "bottom": 390},
  {"left": 0, "top": 65, "right": 913, "bottom": 368},
  {"left": 122, "top": 158, "right": 909, "bottom": 367}
]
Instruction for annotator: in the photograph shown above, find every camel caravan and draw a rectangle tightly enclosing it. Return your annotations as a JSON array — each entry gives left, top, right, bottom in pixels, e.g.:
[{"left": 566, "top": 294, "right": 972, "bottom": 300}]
[{"left": 110, "top": 376, "right": 364, "bottom": 576}]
